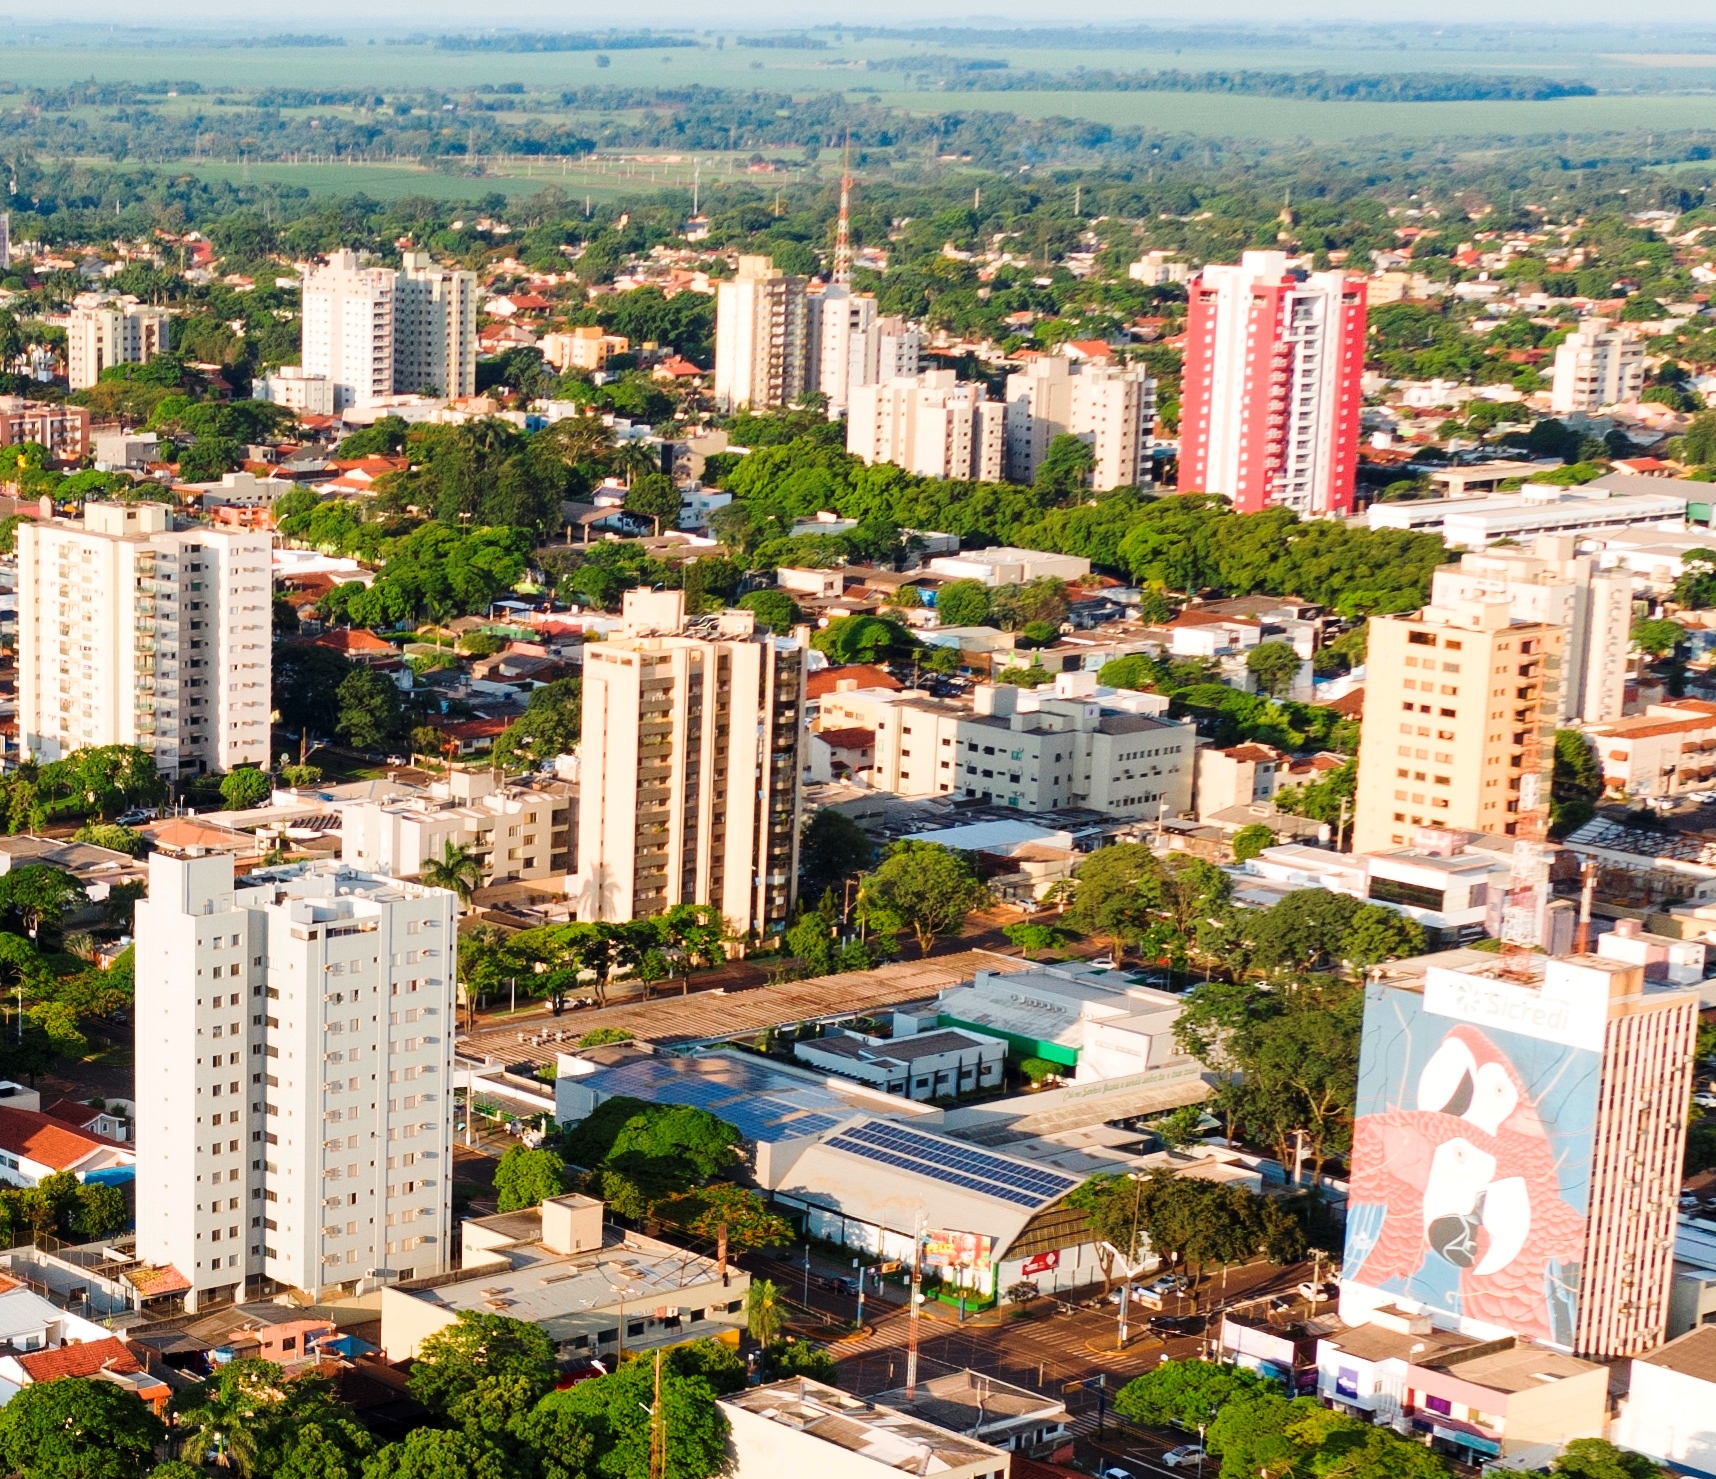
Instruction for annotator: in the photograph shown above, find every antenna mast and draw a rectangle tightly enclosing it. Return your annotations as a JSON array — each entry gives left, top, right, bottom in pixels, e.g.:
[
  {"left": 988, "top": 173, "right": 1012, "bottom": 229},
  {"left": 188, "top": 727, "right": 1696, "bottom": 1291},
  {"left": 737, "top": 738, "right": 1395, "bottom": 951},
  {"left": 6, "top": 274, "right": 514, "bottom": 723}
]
[{"left": 833, "top": 132, "right": 853, "bottom": 287}]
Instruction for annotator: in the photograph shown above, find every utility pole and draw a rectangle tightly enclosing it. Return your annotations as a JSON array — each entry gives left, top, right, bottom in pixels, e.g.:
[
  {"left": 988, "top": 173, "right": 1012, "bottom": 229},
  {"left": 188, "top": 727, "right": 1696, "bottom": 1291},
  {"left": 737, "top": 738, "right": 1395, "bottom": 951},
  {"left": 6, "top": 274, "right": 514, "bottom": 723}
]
[
  {"left": 649, "top": 1349, "right": 667, "bottom": 1479},
  {"left": 906, "top": 1216, "right": 924, "bottom": 1398}
]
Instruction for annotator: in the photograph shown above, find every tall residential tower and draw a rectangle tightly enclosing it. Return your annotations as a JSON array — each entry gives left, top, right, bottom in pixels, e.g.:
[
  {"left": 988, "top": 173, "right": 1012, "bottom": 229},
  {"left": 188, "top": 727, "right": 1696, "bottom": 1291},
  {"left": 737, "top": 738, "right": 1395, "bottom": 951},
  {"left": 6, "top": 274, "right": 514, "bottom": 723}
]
[
  {"left": 17, "top": 501, "right": 270, "bottom": 777},
  {"left": 300, "top": 249, "right": 396, "bottom": 411},
  {"left": 714, "top": 255, "right": 808, "bottom": 413},
  {"left": 135, "top": 854, "right": 457, "bottom": 1311},
  {"left": 1179, "top": 250, "right": 1366, "bottom": 516},
  {"left": 573, "top": 590, "right": 803, "bottom": 936}
]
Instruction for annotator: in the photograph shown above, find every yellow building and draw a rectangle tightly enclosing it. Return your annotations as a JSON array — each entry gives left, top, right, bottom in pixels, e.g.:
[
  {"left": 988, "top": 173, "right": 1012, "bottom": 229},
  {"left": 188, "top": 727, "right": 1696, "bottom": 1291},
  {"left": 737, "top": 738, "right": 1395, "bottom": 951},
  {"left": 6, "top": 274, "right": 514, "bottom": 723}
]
[{"left": 1352, "top": 599, "right": 1562, "bottom": 855}]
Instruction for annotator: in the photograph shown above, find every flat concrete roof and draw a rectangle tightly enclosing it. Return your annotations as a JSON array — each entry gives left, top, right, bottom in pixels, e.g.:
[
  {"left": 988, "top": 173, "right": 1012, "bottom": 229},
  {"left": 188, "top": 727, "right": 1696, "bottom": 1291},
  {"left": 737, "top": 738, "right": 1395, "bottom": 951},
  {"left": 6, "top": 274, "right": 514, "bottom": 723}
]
[{"left": 724, "top": 1379, "right": 1003, "bottom": 1470}]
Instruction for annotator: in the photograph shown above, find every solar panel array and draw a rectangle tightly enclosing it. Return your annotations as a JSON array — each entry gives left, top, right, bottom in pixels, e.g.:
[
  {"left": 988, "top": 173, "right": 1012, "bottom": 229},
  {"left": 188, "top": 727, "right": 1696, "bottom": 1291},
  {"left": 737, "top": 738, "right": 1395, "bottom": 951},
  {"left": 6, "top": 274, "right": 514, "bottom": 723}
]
[
  {"left": 586, "top": 1055, "right": 853, "bottom": 1144},
  {"left": 824, "top": 1119, "right": 1080, "bottom": 1208}
]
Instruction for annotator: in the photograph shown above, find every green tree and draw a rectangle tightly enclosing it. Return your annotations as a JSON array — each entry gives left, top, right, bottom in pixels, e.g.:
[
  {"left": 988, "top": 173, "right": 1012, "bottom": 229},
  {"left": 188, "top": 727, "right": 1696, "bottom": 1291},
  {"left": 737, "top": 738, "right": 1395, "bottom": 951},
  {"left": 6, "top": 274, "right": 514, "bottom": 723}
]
[
  {"left": 221, "top": 766, "right": 275, "bottom": 811},
  {"left": 652, "top": 1182, "right": 794, "bottom": 1252},
  {"left": 1342, "top": 906, "right": 1427, "bottom": 968},
  {"left": 811, "top": 615, "right": 913, "bottom": 665},
  {"left": 360, "top": 1431, "right": 511, "bottom": 1479},
  {"left": 1097, "top": 653, "right": 1160, "bottom": 691},
  {"left": 1114, "top": 1358, "right": 1279, "bottom": 1431},
  {"left": 0, "top": 1377, "right": 164, "bottom": 1479},
  {"left": 798, "top": 809, "right": 875, "bottom": 902},
  {"left": 745, "top": 1278, "right": 784, "bottom": 1345},
  {"left": 1034, "top": 433, "right": 1096, "bottom": 497},
  {"left": 1230, "top": 824, "right": 1277, "bottom": 863},
  {"left": 1003, "top": 921, "right": 1068, "bottom": 958},
  {"left": 172, "top": 1361, "right": 346, "bottom": 1478},
  {"left": 737, "top": 589, "right": 799, "bottom": 634},
  {"left": 274, "top": 645, "right": 355, "bottom": 747},
  {"left": 178, "top": 436, "right": 243, "bottom": 482},
  {"left": 625, "top": 471, "right": 681, "bottom": 528},
  {"left": 534, "top": 1355, "right": 729, "bottom": 1479},
  {"left": 934, "top": 579, "right": 991, "bottom": 628},
  {"left": 784, "top": 905, "right": 837, "bottom": 976},
  {"left": 1633, "top": 616, "right": 1686, "bottom": 660},
  {"left": 494, "top": 678, "right": 583, "bottom": 768},
  {"left": 763, "top": 1340, "right": 837, "bottom": 1382},
  {"left": 0, "top": 866, "right": 87, "bottom": 940},
  {"left": 71, "top": 1181, "right": 128, "bottom": 1239},
  {"left": 422, "top": 841, "right": 483, "bottom": 905},
  {"left": 71, "top": 822, "right": 146, "bottom": 856},
  {"left": 492, "top": 1145, "right": 568, "bottom": 1212},
  {"left": 1553, "top": 1440, "right": 1671, "bottom": 1479},
  {"left": 859, "top": 841, "right": 991, "bottom": 956},
  {"left": 335, "top": 667, "right": 405, "bottom": 752},
  {"left": 406, "top": 1311, "right": 557, "bottom": 1434},
  {"left": 1552, "top": 727, "right": 1604, "bottom": 833},
  {"left": 1245, "top": 641, "right": 1302, "bottom": 699}
]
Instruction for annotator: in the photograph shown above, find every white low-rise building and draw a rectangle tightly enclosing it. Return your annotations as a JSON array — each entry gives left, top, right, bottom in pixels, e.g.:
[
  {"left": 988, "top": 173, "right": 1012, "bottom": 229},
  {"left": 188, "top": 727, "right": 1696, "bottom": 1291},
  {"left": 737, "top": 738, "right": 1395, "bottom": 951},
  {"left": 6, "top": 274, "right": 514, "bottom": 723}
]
[
  {"left": 723, "top": 1379, "right": 1010, "bottom": 1479},
  {"left": 928, "top": 547, "right": 1091, "bottom": 587},
  {"left": 1368, "top": 480, "right": 1691, "bottom": 548},
  {"left": 1611, "top": 1325, "right": 1716, "bottom": 1477},
  {"left": 793, "top": 1022, "right": 1006, "bottom": 1101}
]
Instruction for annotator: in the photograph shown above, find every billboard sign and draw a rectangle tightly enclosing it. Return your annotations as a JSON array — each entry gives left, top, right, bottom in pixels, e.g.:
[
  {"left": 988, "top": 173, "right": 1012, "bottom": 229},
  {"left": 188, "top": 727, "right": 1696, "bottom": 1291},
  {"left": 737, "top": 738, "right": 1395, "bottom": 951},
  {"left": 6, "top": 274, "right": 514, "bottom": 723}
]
[
  {"left": 1343, "top": 981, "right": 1599, "bottom": 1347},
  {"left": 924, "top": 1231, "right": 993, "bottom": 1277},
  {"left": 1020, "top": 1250, "right": 1059, "bottom": 1277}
]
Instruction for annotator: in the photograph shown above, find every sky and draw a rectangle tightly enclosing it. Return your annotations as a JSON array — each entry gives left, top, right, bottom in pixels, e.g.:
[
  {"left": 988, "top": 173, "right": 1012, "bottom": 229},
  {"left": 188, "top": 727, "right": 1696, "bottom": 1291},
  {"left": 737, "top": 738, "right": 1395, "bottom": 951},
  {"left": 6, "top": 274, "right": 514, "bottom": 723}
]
[{"left": 10, "top": 2, "right": 1682, "bottom": 29}]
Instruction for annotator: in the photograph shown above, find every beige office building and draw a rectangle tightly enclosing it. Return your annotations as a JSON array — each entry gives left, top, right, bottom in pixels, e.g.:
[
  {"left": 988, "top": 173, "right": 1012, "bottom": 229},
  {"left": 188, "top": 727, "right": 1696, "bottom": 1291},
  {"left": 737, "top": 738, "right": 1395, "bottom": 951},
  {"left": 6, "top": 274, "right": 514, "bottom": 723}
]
[
  {"left": 1430, "top": 534, "right": 1632, "bottom": 725},
  {"left": 847, "top": 371, "right": 1006, "bottom": 481},
  {"left": 714, "top": 255, "right": 808, "bottom": 412},
  {"left": 573, "top": 590, "right": 803, "bottom": 936},
  {"left": 1352, "top": 598, "right": 1563, "bottom": 855},
  {"left": 1551, "top": 319, "right": 1645, "bottom": 414},
  {"left": 66, "top": 300, "right": 171, "bottom": 391},
  {"left": 393, "top": 251, "right": 477, "bottom": 400},
  {"left": 1004, "top": 355, "right": 1155, "bottom": 491},
  {"left": 17, "top": 502, "right": 270, "bottom": 777}
]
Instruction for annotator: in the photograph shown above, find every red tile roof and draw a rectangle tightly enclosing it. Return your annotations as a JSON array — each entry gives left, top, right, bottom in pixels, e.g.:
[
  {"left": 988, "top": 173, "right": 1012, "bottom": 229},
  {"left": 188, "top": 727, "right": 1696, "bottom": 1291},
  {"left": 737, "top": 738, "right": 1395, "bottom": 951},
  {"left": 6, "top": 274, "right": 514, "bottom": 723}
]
[
  {"left": 0, "top": 1105, "right": 123, "bottom": 1171},
  {"left": 42, "top": 1098, "right": 102, "bottom": 1129},
  {"left": 816, "top": 727, "right": 876, "bottom": 750},
  {"left": 123, "top": 1264, "right": 191, "bottom": 1298},
  {"left": 313, "top": 629, "right": 396, "bottom": 654},
  {"left": 16, "top": 1337, "right": 138, "bottom": 1382},
  {"left": 806, "top": 665, "right": 903, "bottom": 698}
]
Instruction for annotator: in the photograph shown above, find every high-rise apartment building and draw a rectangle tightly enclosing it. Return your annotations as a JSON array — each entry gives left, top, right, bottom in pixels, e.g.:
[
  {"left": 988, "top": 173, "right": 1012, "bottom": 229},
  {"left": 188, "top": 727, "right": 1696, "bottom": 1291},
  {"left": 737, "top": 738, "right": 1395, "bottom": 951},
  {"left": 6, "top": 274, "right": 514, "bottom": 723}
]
[
  {"left": 66, "top": 299, "right": 171, "bottom": 391},
  {"left": 713, "top": 255, "right": 808, "bottom": 412},
  {"left": 17, "top": 502, "right": 270, "bottom": 777},
  {"left": 573, "top": 589, "right": 803, "bottom": 936},
  {"left": 1343, "top": 950, "right": 1699, "bottom": 1357},
  {"left": 1003, "top": 356, "right": 1156, "bottom": 492},
  {"left": 1351, "top": 598, "right": 1563, "bottom": 855},
  {"left": 393, "top": 251, "right": 477, "bottom": 400},
  {"left": 847, "top": 371, "right": 1006, "bottom": 481},
  {"left": 1551, "top": 320, "right": 1645, "bottom": 415},
  {"left": 807, "top": 286, "right": 876, "bottom": 414},
  {"left": 1179, "top": 250, "right": 1366, "bottom": 516},
  {"left": 1430, "top": 536, "right": 1632, "bottom": 726},
  {"left": 301, "top": 249, "right": 396, "bottom": 411},
  {"left": 135, "top": 853, "right": 457, "bottom": 1312}
]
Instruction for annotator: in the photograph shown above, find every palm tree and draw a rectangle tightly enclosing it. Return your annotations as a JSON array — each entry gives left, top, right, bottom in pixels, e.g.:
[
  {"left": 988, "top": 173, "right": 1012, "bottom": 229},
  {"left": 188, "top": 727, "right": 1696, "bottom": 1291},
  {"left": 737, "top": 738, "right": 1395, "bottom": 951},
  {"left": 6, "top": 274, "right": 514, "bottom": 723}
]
[
  {"left": 421, "top": 840, "right": 482, "bottom": 906},
  {"left": 746, "top": 1278, "right": 783, "bottom": 1347}
]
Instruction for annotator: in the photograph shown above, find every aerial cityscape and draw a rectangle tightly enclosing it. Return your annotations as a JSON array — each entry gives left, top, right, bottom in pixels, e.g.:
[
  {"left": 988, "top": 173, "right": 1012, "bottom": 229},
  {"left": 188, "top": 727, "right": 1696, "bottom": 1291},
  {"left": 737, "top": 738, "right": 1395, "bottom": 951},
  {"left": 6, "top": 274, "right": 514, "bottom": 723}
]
[{"left": 0, "top": 11, "right": 1714, "bottom": 1479}]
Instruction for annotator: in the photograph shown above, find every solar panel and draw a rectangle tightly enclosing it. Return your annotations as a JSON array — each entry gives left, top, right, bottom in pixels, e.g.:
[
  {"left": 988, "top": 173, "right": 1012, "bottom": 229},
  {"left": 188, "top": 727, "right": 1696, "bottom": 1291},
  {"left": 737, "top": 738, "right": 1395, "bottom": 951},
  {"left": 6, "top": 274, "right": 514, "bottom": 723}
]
[{"left": 823, "top": 1120, "right": 1080, "bottom": 1208}]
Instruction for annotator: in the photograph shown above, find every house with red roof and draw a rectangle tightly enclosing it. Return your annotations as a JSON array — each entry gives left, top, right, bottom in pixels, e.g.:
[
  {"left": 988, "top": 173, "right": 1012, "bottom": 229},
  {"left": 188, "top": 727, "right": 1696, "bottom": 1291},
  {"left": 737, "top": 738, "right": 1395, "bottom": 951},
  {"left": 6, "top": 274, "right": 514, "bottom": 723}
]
[
  {"left": 0, "top": 1104, "right": 134, "bottom": 1188},
  {"left": 311, "top": 629, "right": 400, "bottom": 665},
  {"left": 0, "top": 1335, "right": 169, "bottom": 1413},
  {"left": 43, "top": 1099, "right": 129, "bottom": 1142}
]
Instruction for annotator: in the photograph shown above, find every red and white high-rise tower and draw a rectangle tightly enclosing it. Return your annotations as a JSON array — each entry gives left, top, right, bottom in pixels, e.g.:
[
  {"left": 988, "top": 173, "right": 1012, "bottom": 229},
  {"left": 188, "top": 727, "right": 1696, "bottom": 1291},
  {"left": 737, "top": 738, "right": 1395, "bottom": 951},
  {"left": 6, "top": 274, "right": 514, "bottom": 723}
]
[{"left": 1179, "top": 250, "right": 1367, "bottom": 516}]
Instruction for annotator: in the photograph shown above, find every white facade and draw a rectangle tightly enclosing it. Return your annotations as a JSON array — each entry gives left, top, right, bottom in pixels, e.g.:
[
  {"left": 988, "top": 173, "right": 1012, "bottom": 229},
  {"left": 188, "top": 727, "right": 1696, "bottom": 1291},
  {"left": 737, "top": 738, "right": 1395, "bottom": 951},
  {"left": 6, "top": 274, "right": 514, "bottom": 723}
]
[
  {"left": 807, "top": 286, "right": 876, "bottom": 413},
  {"left": 847, "top": 371, "right": 1005, "bottom": 481},
  {"left": 1552, "top": 320, "right": 1645, "bottom": 414},
  {"left": 1429, "top": 535, "right": 1632, "bottom": 724},
  {"left": 1004, "top": 355, "right": 1155, "bottom": 491},
  {"left": 713, "top": 255, "right": 807, "bottom": 412},
  {"left": 1613, "top": 1327, "right": 1716, "bottom": 1478},
  {"left": 257, "top": 366, "right": 336, "bottom": 416},
  {"left": 66, "top": 301, "right": 170, "bottom": 391},
  {"left": 1128, "top": 250, "right": 1191, "bottom": 286},
  {"left": 927, "top": 546, "right": 1090, "bottom": 587},
  {"left": 394, "top": 251, "right": 477, "bottom": 400},
  {"left": 17, "top": 502, "right": 270, "bottom": 778},
  {"left": 135, "top": 854, "right": 457, "bottom": 1312},
  {"left": 301, "top": 249, "right": 396, "bottom": 411}
]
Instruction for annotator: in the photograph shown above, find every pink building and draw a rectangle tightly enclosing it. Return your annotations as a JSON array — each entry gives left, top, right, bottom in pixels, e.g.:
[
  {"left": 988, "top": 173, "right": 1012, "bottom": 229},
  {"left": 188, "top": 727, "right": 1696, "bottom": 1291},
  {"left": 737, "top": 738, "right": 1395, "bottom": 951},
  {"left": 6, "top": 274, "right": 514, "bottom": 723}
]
[{"left": 1180, "top": 250, "right": 1366, "bottom": 517}]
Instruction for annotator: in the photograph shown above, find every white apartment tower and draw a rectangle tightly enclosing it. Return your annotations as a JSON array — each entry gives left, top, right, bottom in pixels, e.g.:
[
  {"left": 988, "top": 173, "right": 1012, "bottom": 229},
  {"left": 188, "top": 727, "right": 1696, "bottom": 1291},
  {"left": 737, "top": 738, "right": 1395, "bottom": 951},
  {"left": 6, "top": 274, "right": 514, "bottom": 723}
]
[
  {"left": 848, "top": 371, "right": 1005, "bottom": 482},
  {"left": 714, "top": 255, "right": 808, "bottom": 412},
  {"left": 17, "top": 502, "right": 269, "bottom": 777},
  {"left": 1552, "top": 320, "right": 1645, "bottom": 415},
  {"left": 1430, "top": 534, "right": 1633, "bottom": 725},
  {"left": 807, "top": 286, "right": 876, "bottom": 414},
  {"left": 394, "top": 251, "right": 477, "bottom": 400},
  {"left": 1004, "top": 356, "right": 1156, "bottom": 491},
  {"left": 301, "top": 249, "right": 396, "bottom": 411},
  {"left": 574, "top": 590, "right": 803, "bottom": 936},
  {"left": 66, "top": 300, "right": 171, "bottom": 391},
  {"left": 135, "top": 853, "right": 457, "bottom": 1312}
]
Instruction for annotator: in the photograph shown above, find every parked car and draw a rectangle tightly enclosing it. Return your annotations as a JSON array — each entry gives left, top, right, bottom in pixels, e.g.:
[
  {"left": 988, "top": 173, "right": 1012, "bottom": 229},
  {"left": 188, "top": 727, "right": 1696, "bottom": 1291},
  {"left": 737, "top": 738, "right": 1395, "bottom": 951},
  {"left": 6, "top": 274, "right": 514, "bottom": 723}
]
[
  {"left": 1164, "top": 1447, "right": 1206, "bottom": 1469},
  {"left": 116, "top": 809, "right": 157, "bottom": 826},
  {"left": 1148, "top": 1314, "right": 1206, "bottom": 1335},
  {"left": 1100, "top": 1469, "right": 1138, "bottom": 1479},
  {"left": 832, "top": 1276, "right": 860, "bottom": 1296}
]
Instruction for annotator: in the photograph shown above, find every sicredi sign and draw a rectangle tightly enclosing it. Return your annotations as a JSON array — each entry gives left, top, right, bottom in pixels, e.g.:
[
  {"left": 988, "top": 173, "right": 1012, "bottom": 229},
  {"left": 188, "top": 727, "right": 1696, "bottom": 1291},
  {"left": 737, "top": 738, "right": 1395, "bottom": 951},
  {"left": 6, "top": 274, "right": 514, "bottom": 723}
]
[{"left": 1422, "top": 964, "right": 1609, "bottom": 1052}]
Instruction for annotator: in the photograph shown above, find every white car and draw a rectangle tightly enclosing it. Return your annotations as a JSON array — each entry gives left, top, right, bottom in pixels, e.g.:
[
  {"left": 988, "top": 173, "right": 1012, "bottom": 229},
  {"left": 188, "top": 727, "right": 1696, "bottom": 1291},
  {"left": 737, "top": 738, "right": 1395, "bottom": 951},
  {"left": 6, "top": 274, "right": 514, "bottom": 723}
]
[{"left": 1164, "top": 1447, "right": 1206, "bottom": 1469}]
